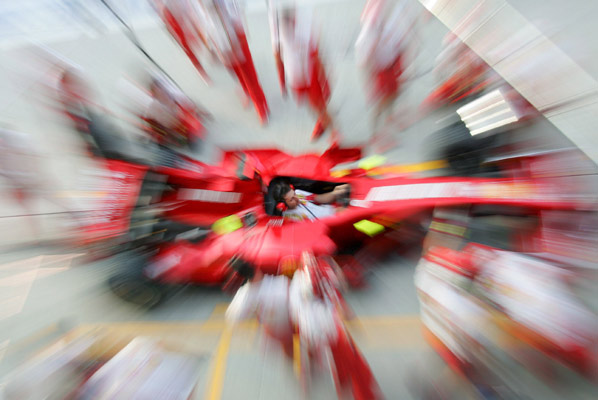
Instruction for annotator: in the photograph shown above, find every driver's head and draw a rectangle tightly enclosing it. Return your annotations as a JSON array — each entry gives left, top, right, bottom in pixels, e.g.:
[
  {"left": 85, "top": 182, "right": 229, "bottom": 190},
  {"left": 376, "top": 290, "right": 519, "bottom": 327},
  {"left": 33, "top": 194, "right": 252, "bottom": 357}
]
[{"left": 273, "top": 182, "right": 299, "bottom": 210}]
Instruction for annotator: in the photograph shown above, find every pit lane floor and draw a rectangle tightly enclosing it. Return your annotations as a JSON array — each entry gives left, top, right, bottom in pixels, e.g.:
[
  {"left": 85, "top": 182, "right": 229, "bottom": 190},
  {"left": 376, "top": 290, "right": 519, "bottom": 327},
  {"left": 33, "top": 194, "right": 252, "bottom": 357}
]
[
  {"left": 0, "top": 244, "right": 427, "bottom": 399},
  {"left": 1, "top": 244, "right": 597, "bottom": 400}
]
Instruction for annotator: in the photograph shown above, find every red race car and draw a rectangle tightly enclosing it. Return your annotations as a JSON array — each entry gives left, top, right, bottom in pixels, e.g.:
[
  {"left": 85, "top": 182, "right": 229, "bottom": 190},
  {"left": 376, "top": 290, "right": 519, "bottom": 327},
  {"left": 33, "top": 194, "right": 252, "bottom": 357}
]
[{"left": 102, "top": 145, "right": 596, "bottom": 307}]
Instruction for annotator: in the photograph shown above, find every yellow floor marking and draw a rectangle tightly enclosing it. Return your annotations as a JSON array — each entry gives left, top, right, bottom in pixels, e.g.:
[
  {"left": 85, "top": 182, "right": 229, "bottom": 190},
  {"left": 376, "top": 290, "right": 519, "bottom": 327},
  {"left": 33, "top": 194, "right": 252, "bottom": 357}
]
[
  {"left": 205, "top": 327, "right": 233, "bottom": 400},
  {"left": 368, "top": 159, "right": 448, "bottom": 175},
  {"left": 293, "top": 334, "right": 301, "bottom": 378},
  {"left": 69, "top": 319, "right": 257, "bottom": 334},
  {"left": 209, "top": 303, "right": 231, "bottom": 317},
  {"left": 346, "top": 315, "right": 422, "bottom": 325},
  {"left": 20, "top": 314, "right": 423, "bottom": 400},
  {"left": 67, "top": 315, "right": 422, "bottom": 340},
  {"left": 68, "top": 315, "right": 422, "bottom": 342}
]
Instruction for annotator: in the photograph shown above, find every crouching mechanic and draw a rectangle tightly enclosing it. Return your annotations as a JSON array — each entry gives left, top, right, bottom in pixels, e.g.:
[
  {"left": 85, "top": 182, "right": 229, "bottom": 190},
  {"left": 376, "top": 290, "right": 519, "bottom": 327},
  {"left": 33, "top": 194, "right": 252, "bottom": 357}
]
[{"left": 272, "top": 181, "right": 349, "bottom": 221}]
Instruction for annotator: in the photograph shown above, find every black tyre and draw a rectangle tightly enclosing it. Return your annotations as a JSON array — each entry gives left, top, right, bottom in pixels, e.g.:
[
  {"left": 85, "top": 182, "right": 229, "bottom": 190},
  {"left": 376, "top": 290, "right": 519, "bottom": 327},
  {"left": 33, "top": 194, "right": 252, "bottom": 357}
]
[{"left": 108, "top": 273, "right": 165, "bottom": 309}]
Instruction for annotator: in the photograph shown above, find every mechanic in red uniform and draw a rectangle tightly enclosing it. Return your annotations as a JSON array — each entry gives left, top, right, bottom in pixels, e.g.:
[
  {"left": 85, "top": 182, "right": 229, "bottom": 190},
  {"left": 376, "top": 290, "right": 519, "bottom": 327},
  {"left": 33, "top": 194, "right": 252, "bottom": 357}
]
[
  {"left": 289, "top": 252, "right": 382, "bottom": 399},
  {"left": 206, "top": 0, "right": 270, "bottom": 125},
  {"left": 154, "top": 0, "right": 210, "bottom": 82},
  {"left": 356, "top": 0, "right": 416, "bottom": 136},
  {"left": 267, "top": 0, "right": 286, "bottom": 96},
  {"left": 269, "top": 4, "right": 338, "bottom": 143},
  {"left": 226, "top": 267, "right": 295, "bottom": 359}
]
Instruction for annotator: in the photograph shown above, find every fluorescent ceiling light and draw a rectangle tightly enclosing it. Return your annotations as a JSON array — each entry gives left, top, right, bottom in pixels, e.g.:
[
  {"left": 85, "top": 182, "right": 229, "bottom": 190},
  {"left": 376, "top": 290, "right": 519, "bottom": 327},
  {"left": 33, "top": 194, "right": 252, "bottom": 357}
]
[
  {"left": 457, "top": 89, "right": 504, "bottom": 116},
  {"left": 457, "top": 88, "right": 519, "bottom": 135},
  {"left": 458, "top": 99, "right": 506, "bottom": 121},
  {"left": 463, "top": 108, "right": 513, "bottom": 128},
  {"left": 469, "top": 116, "right": 519, "bottom": 136},
  {"left": 422, "top": 0, "right": 442, "bottom": 13}
]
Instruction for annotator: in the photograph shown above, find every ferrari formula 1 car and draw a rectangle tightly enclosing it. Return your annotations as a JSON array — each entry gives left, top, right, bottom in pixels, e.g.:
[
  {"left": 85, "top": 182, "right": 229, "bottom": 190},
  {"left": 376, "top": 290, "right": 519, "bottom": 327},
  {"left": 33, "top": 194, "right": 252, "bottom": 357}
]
[{"left": 102, "top": 144, "right": 597, "bottom": 307}]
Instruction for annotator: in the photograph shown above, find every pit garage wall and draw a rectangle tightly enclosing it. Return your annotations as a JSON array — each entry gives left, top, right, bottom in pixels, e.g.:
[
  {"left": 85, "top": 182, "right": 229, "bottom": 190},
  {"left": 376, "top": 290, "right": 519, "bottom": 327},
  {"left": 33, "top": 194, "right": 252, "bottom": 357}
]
[{"left": 418, "top": 0, "right": 598, "bottom": 165}]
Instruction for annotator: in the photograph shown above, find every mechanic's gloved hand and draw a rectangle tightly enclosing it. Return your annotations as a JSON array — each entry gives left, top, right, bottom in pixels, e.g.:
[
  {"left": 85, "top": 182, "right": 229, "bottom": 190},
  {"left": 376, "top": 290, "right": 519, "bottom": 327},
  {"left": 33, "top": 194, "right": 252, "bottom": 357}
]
[
  {"left": 333, "top": 184, "right": 351, "bottom": 208},
  {"left": 332, "top": 184, "right": 349, "bottom": 197}
]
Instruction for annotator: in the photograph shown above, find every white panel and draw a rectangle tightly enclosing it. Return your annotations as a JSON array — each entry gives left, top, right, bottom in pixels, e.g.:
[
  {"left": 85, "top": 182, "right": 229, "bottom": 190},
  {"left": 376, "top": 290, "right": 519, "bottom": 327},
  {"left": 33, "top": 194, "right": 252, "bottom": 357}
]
[
  {"left": 463, "top": 5, "right": 542, "bottom": 67},
  {"left": 548, "top": 103, "right": 598, "bottom": 162},
  {"left": 419, "top": 0, "right": 598, "bottom": 164}
]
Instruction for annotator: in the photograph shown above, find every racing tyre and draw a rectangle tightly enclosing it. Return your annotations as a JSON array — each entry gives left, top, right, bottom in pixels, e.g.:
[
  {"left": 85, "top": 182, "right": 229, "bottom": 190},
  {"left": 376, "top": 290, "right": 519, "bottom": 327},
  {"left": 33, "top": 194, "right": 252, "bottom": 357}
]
[
  {"left": 108, "top": 273, "right": 166, "bottom": 309},
  {"left": 445, "top": 143, "right": 483, "bottom": 175}
]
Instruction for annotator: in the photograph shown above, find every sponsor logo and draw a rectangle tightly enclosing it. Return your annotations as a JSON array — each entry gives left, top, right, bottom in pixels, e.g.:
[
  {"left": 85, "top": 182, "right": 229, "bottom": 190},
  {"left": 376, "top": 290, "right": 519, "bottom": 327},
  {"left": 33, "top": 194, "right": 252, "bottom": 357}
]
[
  {"left": 82, "top": 170, "right": 140, "bottom": 226},
  {"left": 178, "top": 189, "right": 242, "bottom": 203},
  {"left": 365, "top": 183, "right": 462, "bottom": 202},
  {"left": 364, "top": 182, "right": 540, "bottom": 202},
  {"left": 95, "top": 172, "right": 135, "bottom": 222}
]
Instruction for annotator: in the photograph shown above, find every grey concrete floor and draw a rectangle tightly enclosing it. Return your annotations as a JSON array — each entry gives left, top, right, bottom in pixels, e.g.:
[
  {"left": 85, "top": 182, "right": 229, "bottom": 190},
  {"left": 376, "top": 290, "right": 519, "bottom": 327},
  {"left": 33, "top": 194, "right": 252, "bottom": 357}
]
[
  {"left": 0, "top": 244, "right": 429, "bottom": 399},
  {"left": 1, "top": 240, "right": 596, "bottom": 400}
]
